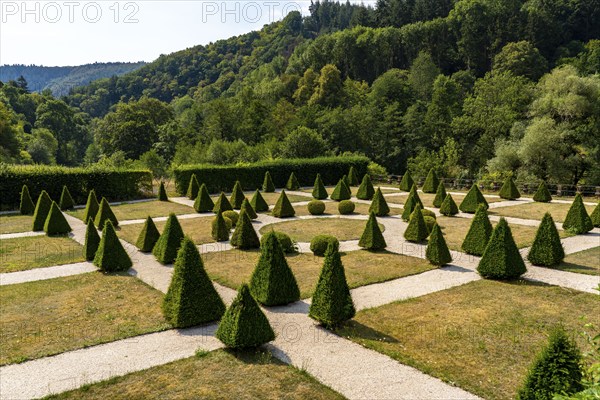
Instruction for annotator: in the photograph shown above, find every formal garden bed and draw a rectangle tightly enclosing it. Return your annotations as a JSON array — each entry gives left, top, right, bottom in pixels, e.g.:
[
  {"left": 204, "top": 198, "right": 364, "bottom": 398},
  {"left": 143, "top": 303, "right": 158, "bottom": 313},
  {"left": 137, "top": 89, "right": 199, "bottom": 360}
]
[
  {"left": 68, "top": 200, "right": 194, "bottom": 222},
  {"left": 489, "top": 201, "right": 597, "bottom": 222},
  {"left": 0, "top": 236, "right": 84, "bottom": 273},
  {"left": 0, "top": 214, "right": 34, "bottom": 234},
  {"left": 259, "top": 218, "right": 385, "bottom": 242},
  {"left": 118, "top": 217, "right": 214, "bottom": 246},
  {"left": 553, "top": 246, "right": 600, "bottom": 275}
]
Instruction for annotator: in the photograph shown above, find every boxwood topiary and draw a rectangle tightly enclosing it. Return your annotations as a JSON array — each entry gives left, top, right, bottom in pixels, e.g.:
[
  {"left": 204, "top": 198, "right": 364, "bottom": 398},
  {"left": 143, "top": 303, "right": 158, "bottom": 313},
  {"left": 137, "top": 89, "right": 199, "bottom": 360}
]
[
  {"left": 32, "top": 190, "right": 52, "bottom": 231},
  {"left": 356, "top": 174, "right": 375, "bottom": 200},
  {"left": 20, "top": 185, "right": 35, "bottom": 215},
  {"left": 310, "top": 235, "right": 339, "bottom": 256},
  {"left": 359, "top": 212, "right": 386, "bottom": 250},
  {"left": 421, "top": 208, "right": 436, "bottom": 219},
  {"left": 213, "top": 192, "right": 233, "bottom": 214},
  {"left": 348, "top": 166, "right": 360, "bottom": 186},
  {"left": 461, "top": 204, "right": 493, "bottom": 256},
  {"left": 527, "top": 213, "right": 564, "bottom": 266},
  {"left": 223, "top": 216, "right": 233, "bottom": 231},
  {"left": 212, "top": 211, "right": 230, "bottom": 242},
  {"left": 591, "top": 202, "right": 600, "bottom": 228},
  {"left": 330, "top": 179, "right": 351, "bottom": 201},
  {"left": 136, "top": 216, "right": 160, "bottom": 252},
  {"left": 499, "top": 176, "right": 521, "bottom": 200},
  {"left": 230, "top": 181, "right": 245, "bottom": 210},
  {"left": 286, "top": 172, "right": 300, "bottom": 191},
  {"left": 272, "top": 190, "right": 295, "bottom": 218},
  {"left": 533, "top": 181, "right": 552, "bottom": 203},
  {"left": 84, "top": 218, "right": 100, "bottom": 261},
  {"left": 459, "top": 184, "right": 488, "bottom": 213},
  {"left": 153, "top": 213, "right": 185, "bottom": 264},
  {"left": 83, "top": 189, "right": 100, "bottom": 223},
  {"left": 194, "top": 183, "right": 214, "bottom": 213},
  {"left": 230, "top": 210, "right": 260, "bottom": 249},
  {"left": 93, "top": 220, "right": 132, "bottom": 272},
  {"left": 426, "top": 223, "right": 452, "bottom": 266},
  {"left": 260, "top": 231, "right": 296, "bottom": 254},
  {"left": 223, "top": 210, "right": 239, "bottom": 227},
  {"left": 439, "top": 194, "right": 459, "bottom": 216},
  {"left": 250, "top": 189, "right": 269, "bottom": 212},
  {"left": 186, "top": 174, "right": 200, "bottom": 200},
  {"left": 422, "top": 169, "right": 439, "bottom": 194},
  {"left": 312, "top": 173, "right": 328, "bottom": 200},
  {"left": 59, "top": 185, "right": 75, "bottom": 210},
  {"left": 342, "top": 174, "right": 351, "bottom": 188},
  {"left": 404, "top": 204, "right": 430, "bottom": 242},
  {"left": 262, "top": 171, "right": 275, "bottom": 192},
  {"left": 369, "top": 187, "right": 390, "bottom": 217},
  {"left": 44, "top": 201, "right": 72, "bottom": 236},
  {"left": 562, "top": 194, "right": 593, "bottom": 234},
  {"left": 308, "top": 200, "right": 326, "bottom": 215},
  {"left": 240, "top": 198, "right": 257, "bottom": 220},
  {"left": 95, "top": 197, "right": 119, "bottom": 230},
  {"left": 399, "top": 171, "right": 414, "bottom": 192},
  {"left": 157, "top": 182, "right": 168, "bottom": 201},
  {"left": 477, "top": 218, "right": 526, "bottom": 279},
  {"left": 401, "top": 185, "right": 423, "bottom": 221},
  {"left": 432, "top": 182, "right": 447, "bottom": 208},
  {"left": 338, "top": 200, "right": 355, "bottom": 215},
  {"left": 423, "top": 216, "right": 436, "bottom": 234}
]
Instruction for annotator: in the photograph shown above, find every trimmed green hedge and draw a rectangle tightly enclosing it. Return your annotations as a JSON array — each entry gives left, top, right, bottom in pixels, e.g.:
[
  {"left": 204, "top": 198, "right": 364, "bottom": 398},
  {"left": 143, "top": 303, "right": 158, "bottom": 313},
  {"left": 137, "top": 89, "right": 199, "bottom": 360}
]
[
  {"left": 0, "top": 164, "right": 152, "bottom": 210},
  {"left": 173, "top": 156, "right": 369, "bottom": 194}
]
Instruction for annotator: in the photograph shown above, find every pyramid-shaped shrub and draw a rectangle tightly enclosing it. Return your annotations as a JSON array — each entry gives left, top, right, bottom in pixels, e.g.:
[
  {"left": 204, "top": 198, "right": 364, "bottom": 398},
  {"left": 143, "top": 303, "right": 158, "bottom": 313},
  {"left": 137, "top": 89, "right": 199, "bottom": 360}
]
[
  {"left": 562, "top": 193, "right": 593, "bottom": 234},
  {"left": 401, "top": 185, "right": 423, "bottom": 221},
  {"left": 369, "top": 188, "right": 390, "bottom": 216},
  {"left": 136, "top": 216, "right": 160, "bottom": 252},
  {"left": 399, "top": 171, "right": 414, "bottom": 192},
  {"left": 211, "top": 211, "right": 230, "bottom": 242},
  {"left": 94, "top": 197, "right": 118, "bottom": 230},
  {"left": 312, "top": 173, "right": 328, "bottom": 200},
  {"left": 439, "top": 194, "right": 459, "bottom": 216},
  {"left": 83, "top": 190, "right": 100, "bottom": 224},
  {"left": 194, "top": 183, "right": 214, "bottom": 212},
  {"left": 262, "top": 171, "right": 275, "bottom": 192},
  {"left": 348, "top": 166, "right": 360, "bottom": 186},
  {"left": 153, "top": 213, "right": 185, "bottom": 264},
  {"left": 309, "top": 243, "right": 355, "bottom": 327},
  {"left": 426, "top": 223, "right": 452, "bottom": 266},
  {"left": 517, "top": 327, "right": 583, "bottom": 399},
  {"left": 533, "top": 181, "right": 552, "bottom": 203},
  {"left": 250, "top": 189, "right": 269, "bottom": 212},
  {"left": 162, "top": 237, "right": 226, "bottom": 328},
  {"left": 59, "top": 185, "right": 75, "bottom": 210},
  {"left": 356, "top": 174, "right": 375, "bottom": 200},
  {"left": 477, "top": 218, "right": 526, "bottom": 279},
  {"left": 359, "top": 212, "right": 387, "bottom": 250},
  {"left": 422, "top": 169, "right": 439, "bottom": 194},
  {"left": 157, "top": 182, "right": 168, "bottom": 201},
  {"left": 432, "top": 182, "right": 447, "bottom": 208},
  {"left": 591, "top": 202, "right": 600, "bottom": 228},
  {"left": 20, "top": 185, "right": 35, "bottom": 215},
  {"left": 404, "top": 204, "right": 429, "bottom": 242},
  {"left": 186, "top": 174, "right": 200, "bottom": 200},
  {"left": 231, "top": 210, "right": 260, "bottom": 249},
  {"left": 461, "top": 204, "right": 493, "bottom": 256},
  {"left": 342, "top": 174, "right": 351, "bottom": 188},
  {"left": 93, "top": 220, "right": 132, "bottom": 272},
  {"left": 272, "top": 190, "right": 295, "bottom": 218},
  {"left": 230, "top": 181, "right": 245, "bottom": 209},
  {"left": 249, "top": 232, "right": 300, "bottom": 306},
  {"left": 84, "top": 219, "right": 100, "bottom": 261},
  {"left": 213, "top": 192, "right": 233, "bottom": 214},
  {"left": 44, "top": 201, "right": 72, "bottom": 236},
  {"left": 330, "top": 179, "right": 351, "bottom": 201},
  {"left": 286, "top": 172, "right": 300, "bottom": 191},
  {"left": 459, "top": 184, "right": 489, "bottom": 213},
  {"left": 527, "top": 213, "right": 565, "bottom": 266},
  {"left": 240, "top": 198, "right": 257, "bottom": 219},
  {"left": 216, "top": 284, "right": 275, "bottom": 349},
  {"left": 32, "top": 190, "right": 52, "bottom": 231},
  {"left": 499, "top": 176, "right": 521, "bottom": 200}
]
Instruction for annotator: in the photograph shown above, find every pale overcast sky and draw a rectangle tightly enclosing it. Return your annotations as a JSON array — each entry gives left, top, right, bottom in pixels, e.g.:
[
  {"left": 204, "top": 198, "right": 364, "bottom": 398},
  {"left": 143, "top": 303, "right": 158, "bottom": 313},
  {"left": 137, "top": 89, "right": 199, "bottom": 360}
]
[{"left": 1, "top": 0, "right": 376, "bottom": 66}]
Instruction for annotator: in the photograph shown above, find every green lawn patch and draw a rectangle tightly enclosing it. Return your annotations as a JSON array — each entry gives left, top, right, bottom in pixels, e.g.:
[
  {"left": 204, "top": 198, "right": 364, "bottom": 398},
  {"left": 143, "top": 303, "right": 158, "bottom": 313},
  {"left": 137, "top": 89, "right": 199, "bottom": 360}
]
[
  {"left": 259, "top": 218, "right": 385, "bottom": 242},
  {"left": 0, "top": 214, "right": 33, "bottom": 234},
  {"left": 68, "top": 200, "right": 194, "bottom": 222},
  {"left": 0, "top": 236, "right": 84, "bottom": 273}
]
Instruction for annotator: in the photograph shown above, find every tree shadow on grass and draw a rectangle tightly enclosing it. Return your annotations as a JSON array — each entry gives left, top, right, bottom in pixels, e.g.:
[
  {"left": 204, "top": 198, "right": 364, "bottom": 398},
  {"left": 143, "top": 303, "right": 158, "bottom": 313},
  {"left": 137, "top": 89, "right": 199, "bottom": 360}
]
[{"left": 335, "top": 320, "right": 399, "bottom": 344}]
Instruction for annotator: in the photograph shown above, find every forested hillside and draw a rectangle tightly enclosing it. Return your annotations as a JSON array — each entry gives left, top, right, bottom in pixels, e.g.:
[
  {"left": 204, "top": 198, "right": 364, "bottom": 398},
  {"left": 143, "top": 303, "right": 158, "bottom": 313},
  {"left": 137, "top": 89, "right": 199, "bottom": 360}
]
[{"left": 1, "top": 0, "right": 599, "bottom": 185}]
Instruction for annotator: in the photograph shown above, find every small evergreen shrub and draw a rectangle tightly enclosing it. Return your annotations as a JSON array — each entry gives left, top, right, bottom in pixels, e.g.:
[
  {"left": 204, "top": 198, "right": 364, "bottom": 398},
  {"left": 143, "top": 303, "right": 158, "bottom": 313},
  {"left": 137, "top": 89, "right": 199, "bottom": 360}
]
[
  {"left": 432, "top": 182, "right": 447, "bottom": 208},
  {"left": 422, "top": 169, "right": 439, "bottom": 193},
  {"left": 93, "top": 220, "right": 132, "bottom": 272},
  {"left": 461, "top": 204, "right": 493, "bottom": 256},
  {"left": 223, "top": 216, "right": 233, "bottom": 231},
  {"left": 309, "top": 243, "right": 356, "bottom": 327},
  {"left": 459, "top": 184, "right": 488, "bottom": 213},
  {"left": 240, "top": 198, "right": 257, "bottom": 219},
  {"left": 162, "top": 237, "right": 225, "bottom": 328},
  {"left": 330, "top": 179, "right": 351, "bottom": 201},
  {"left": 310, "top": 235, "right": 339, "bottom": 256},
  {"left": 32, "top": 190, "right": 52, "bottom": 231},
  {"left": 401, "top": 185, "right": 423, "bottom": 221},
  {"left": 533, "top": 181, "right": 552, "bottom": 203},
  {"left": 359, "top": 212, "right": 386, "bottom": 250},
  {"left": 223, "top": 210, "right": 239, "bottom": 227},
  {"left": 308, "top": 200, "right": 326, "bottom": 215},
  {"left": 82, "top": 190, "right": 100, "bottom": 223},
  {"left": 348, "top": 166, "right": 360, "bottom": 186},
  {"left": 186, "top": 174, "right": 200, "bottom": 200},
  {"left": 250, "top": 232, "right": 300, "bottom": 305},
  {"left": 272, "top": 190, "right": 295, "bottom": 218},
  {"left": 44, "top": 201, "right": 72, "bottom": 236},
  {"left": 153, "top": 213, "right": 185, "bottom": 264},
  {"left": 213, "top": 192, "right": 233, "bottom": 213},
  {"left": 312, "top": 173, "right": 328, "bottom": 199},
  {"left": 399, "top": 171, "right": 414, "bottom": 192},
  {"left": 194, "top": 183, "right": 214, "bottom": 213},
  {"left": 439, "top": 194, "right": 459, "bottom": 216},
  {"left": 426, "top": 223, "right": 452, "bottom": 266},
  {"left": 250, "top": 189, "right": 269, "bottom": 212},
  {"left": 369, "top": 187, "right": 390, "bottom": 216},
  {"left": 19, "top": 185, "right": 35, "bottom": 215},
  {"left": 95, "top": 197, "right": 119, "bottom": 230},
  {"left": 477, "top": 218, "right": 526, "bottom": 279},
  {"left": 528, "top": 213, "right": 565, "bottom": 266},
  {"left": 59, "top": 185, "right": 75, "bottom": 210},
  {"left": 338, "top": 200, "right": 355, "bottom": 215},
  {"left": 423, "top": 216, "right": 436, "bottom": 233},
  {"left": 591, "top": 202, "right": 600, "bottom": 228},
  {"left": 499, "top": 176, "right": 521, "bottom": 200},
  {"left": 136, "top": 216, "right": 160, "bottom": 252},
  {"left": 211, "top": 211, "right": 230, "bottom": 242},
  {"left": 286, "top": 172, "right": 300, "bottom": 191},
  {"left": 356, "top": 174, "right": 375, "bottom": 200},
  {"left": 260, "top": 231, "right": 296, "bottom": 254},
  {"left": 230, "top": 210, "right": 260, "bottom": 249},
  {"left": 215, "top": 284, "right": 275, "bottom": 349},
  {"left": 404, "top": 204, "right": 430, "bottom": 242},
  {"left": 230, "top": 181, "right": 245, "bottom": 209},
  {"left": 342, "top": 174, "right": 351, "bottom": 188},
  {"left": 262, "top": 171, "right": 275, "bottom": 192},
  {"left": 84, "top": 218, "right": 100, "bottom": 261},
  {"left": 562, "top": 194, "right": 593, "bottom": 234},
  {"left": 421, "top": 208, "right": 436, "bottom": 219},
  {"left": 157, "top": 182, "right": 168, "bottom": 201}
]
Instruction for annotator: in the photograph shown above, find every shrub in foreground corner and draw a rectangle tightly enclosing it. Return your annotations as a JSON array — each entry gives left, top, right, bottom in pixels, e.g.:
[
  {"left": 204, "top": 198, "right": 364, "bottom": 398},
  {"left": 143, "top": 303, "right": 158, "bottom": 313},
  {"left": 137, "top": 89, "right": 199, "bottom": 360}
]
[
  {"left": 426, "top": 223, "right": 452, "bottom": 266},
  {"left": 194, "top": 183, "right": 214, "bottom": 213},
  {"left": 312, "top": 173, "right": 328, "bottom": 200},
  {"left": 404, "top": 204, "right": 429, "bottom": 242},
  {"left": 213, "top": 192, "right": 233, "bottom": 214},
  {"left": 330, "top": 179, "right": 351, "bottom": 201},
  {"left": 533, "top": 181, "right": 552, "bottom": 203},
  {"left": 157, "top": 182, "right": 168, "bottom": 201},
  {"left": 591, "top": 202, "right": 600, "bottom": 228},
  {"left": 272, "top": 190, "right": 295, "bottom": 218},
  {"left": 310, "top": 235, "right": 339, "bottom": 256},
  {"left": 230, "top": 181, "right": 245, "bottom": 210},
  {"left": 44, "top": 201, "right": 72, "bottom": 235},
  {"left": 286, "top": 172, "right": 300, "bottom": 191},
  {"left": 422, "top": 168, "right": 439, "bottom": 194},
  {"left": 432, "top": 182, "right": 447, "bottom": 208},
  {"left": 461, "top": 204, "right": 492, "bottom": 256},
  {"left": 459, "top": 184, "right": 488, "bottom": 213},
  {"left": 153, "top": 213, "right": 185, "bottom": 264},
  {"left": 308, "top": 200, "right": 326, "bottom": 215},
  {"left": 260, "top": 231, "right": 296, "bottom": 254},
  {"left": 136, "top": 216, "right": 160, "bottom": 252},
  {"left": 527, "top": 213, "right": 564, "bottom": 266},
  {"left": 477, "top": 218, "right": 526, "bottom": 279},
  {"left": 369, "top": 187, "right": 390, "bottom": 216},
  {"left": 95, "top": 197, "right": 119, "bottom": 230},
  {"left": 359, "top": 212, "right": 386, "bottom": 250},
  {"left": 93, "top": 220, "right": 132, "bottom": 272},
  {"left": 20, "top": 184, "right": 35, "bottom": 215},
  {"left": 499, "top": 176, "right": 521, "bottom": 200},
  {"left": 399, "top": 171, "right": 414, "bottom": 192},
  {"left": 262, "top": 171, "right": 275, "bottom": 192},
  {"left": 230, "top": 210, "right": 260, "bottom": 249},
  {"left": 186, "top": 174, "right": 200, "bottom": 200},
  {"left": 240, "top": 198, "right": 257, "bottom": 219},
  {"left": 338, "top": 200, "right": 355, "bottom": 215},
  {"left": 84, "top": 218, "right": 100, "bottom": 261},
  {"left": 83, "top": 189, "right": 100, "bottom": 223},
  {"left": 439, "top": 193, "right": 459, "bottom": 216},
  {"left": 162, "top": 237, "right": 225, "bottom": 328},
  {"left": 356, "top": 174, "right": 375, "bottom": 200},
  {"left": 562, "top": 194, "right": 593, "bottom": 234},
  {"left": 32, "top": 190, "right": 52, "bottom": 231},
  {"left": 211, "top": 211, "right": 230, "bottom": 242},
  {"left": 59, "top": 185, "right": 75, "bottom": 210},
  {"left": 250, "top": 189, "right": 269, "bottom": 212}
]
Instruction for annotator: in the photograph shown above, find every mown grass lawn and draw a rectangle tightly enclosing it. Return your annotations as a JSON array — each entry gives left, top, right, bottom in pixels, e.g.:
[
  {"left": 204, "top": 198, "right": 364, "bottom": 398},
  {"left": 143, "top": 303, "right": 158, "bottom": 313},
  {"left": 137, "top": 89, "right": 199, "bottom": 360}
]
[
  {"left": 552, "top": 246, "right": 600, "bottom": 276},
  {"left": 118, "top": 216, "right": 214, "bottom": 246},
  {"left": 489, "top": 201, "right": 596, "bottom": 223},
  {"left": 0, "top": 214, "right": 33, "bottom": 234},
  {"left": 68, "top": 200, "right": 194, "bottom": 222},
  {"left": 259, "top": 218, "right": 384, "bottom": 242},
  {"left": 0, "top": 236, "right": 84, "bottom": 273}
]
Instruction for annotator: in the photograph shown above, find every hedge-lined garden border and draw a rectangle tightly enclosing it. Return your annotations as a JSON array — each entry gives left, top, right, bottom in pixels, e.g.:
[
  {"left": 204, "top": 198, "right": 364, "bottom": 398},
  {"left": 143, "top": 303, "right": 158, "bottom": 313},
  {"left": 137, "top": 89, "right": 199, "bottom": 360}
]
[{"left": 173, "top": 156, "right": 370, "bottom": 194}]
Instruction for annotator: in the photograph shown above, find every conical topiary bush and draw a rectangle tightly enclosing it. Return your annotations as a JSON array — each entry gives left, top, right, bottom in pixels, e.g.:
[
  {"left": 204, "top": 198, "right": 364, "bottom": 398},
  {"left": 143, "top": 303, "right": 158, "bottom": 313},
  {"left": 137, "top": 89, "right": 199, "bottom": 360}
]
[
  {"left": 533, "top": 181, "right": 552, "bottom": 203},
  {"left": 162, "top": 237, "right": 225, "bottom": 328},
  {"left": 461, "top": 204, "right": 493, "bottom": 256},
  {"left": 240, "top": 198, "right": 257, "bottom": 220},
  {"left": 330, "top": 179, "right": 351, "bottom": 201},
  {"left": 309, "top": 243, "right": 355, "bottom": 327},
  {"left": 432, "top": 182, "right": 447, "bottom": 208},
  {"left": 359, "top": 212, "right": 387, "bottom": 250},
  {"left": 562, "top": 193, "right": 593, "bottom": 234},
  {"left": 439, "top": 194, "right": 459, "bottom": 216},
  {"left": 94, "top": 197, "right": 118, "bottom": 230},
  {"left": 230, "top": 181, "right": 245, "bottom": 210},
  {"left": 348, "top": 166, "right": 360, "bottom": 186},
  {"left": 401, "top": 185, "right": 423, "bottom": 221},
  {"left": 250, "top": 189, "right": 269, "bottom": 212},
  {"left": 499, "top": 176, "right": 521, "bottom": 200},
  {"left": 404, "top": 204, "right": 429, "bottom": 242},
  {"left": 211, "top": 211, "right": 230, "bottom": 242},
  {"left": 157, "top": 182, "right": 168, "bottom": 201},
  {"left": 477, "top": 218, "right": 526, "bottom": 279},
  {"left": 59, "top": 185, "right": 75, "bottom": 210},
  {"left": 459, "top": 184, "right": 489, "bottom": 213},
  {"left": 216, "top": 284, "right": 275, "bottom": 349},
  {"left": 230, "top": 210, "right": 260, "bottom": 249},
  {"left": 93, "top": 220, "right": 132, "bottom": 272},
  {"left": 591, "top": 202, "right": 600, "bottom": 228},
  {"left": 84, "top": 218, "right": 100, "bottom": 261},
  {"left": 83, "top": 190, "right": 100, "bottom": 224},
  {"left": 213, "top": 192, "right": 233, "bottom": 214},
  {"left": 312, "top": 173, "right": 328, "bottom": 200},
  {"left": 136, "top": 216, "right": 160, "bottom": 252},
  {"left": 356, "top": 174, "right": 375, "bottom": 200},
  {"left": 262, "top": 171, "right": 275, "bottom": 192},
  {"left": 422, "top": 169, "right": 439, "bottom": 194},
  {"left": 342, "top": 174, "right": 351, "bottom": 188},
  {"left": 194, "top": 183, "right": 214, "bottom": 213},
  {"left": 399, "top": 171, "right": 414, "bottom": 192},
  {"left": 153, "top": 213, "right": 185, "bottom": 264},
  {"left": 186, "top": 174, "right": 200, "bottom": 200},
  {"left": 249, "top": 232, "right": 300, "bottom": 306},
  {"left": 426, "top": 223, "right": 452, "bottom": 266},
  {"left": 369, "top": 187, "right": 390, "bottom": 217},
  {"left": 286, "top": 172, "right": 300, "bottom": 191},
  {"left": 527, "top": 213, "right": 564, "bottom": 267},
  {"left": 20, "top": 185, "right": 35, "bottom": 215},
  {"left": 32, "top": 190, "right": 52, "bottom": 231},
  {"left": 272, "top": 190, "right": 295, "bottom": 218},
  {"left": 44, "top": 201, "right": 72, "bottom": 236}
]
